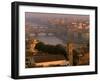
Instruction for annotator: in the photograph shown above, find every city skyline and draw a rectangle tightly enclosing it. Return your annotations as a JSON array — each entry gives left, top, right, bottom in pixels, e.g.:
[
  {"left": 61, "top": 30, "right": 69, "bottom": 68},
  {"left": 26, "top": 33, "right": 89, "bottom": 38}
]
[
  {"left": 25, "top": 12, "right": 89, "bottom": 28},
  {"left": 25, "top": 12, "right": 89, "bottom": 45}
]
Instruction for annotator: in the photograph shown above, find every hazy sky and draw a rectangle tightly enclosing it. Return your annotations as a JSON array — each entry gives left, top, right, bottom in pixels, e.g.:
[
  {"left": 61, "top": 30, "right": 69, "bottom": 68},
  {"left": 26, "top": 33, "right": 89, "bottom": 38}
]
[{"left": 25, "top": 12, "right": 89, "bottom": 26}]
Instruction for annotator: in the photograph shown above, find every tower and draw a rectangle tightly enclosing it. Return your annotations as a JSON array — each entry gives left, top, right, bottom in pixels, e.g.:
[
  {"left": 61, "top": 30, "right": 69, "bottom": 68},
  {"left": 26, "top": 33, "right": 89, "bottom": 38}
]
[{"left": 67, "top": 42, "right": 74, "bottom": 66}]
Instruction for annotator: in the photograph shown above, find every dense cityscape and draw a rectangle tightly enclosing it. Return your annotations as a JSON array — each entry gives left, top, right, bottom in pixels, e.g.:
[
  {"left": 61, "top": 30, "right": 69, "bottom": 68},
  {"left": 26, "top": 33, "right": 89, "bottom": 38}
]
[{"left": 25, "top": 12, "right": 89, "bottom": 68}]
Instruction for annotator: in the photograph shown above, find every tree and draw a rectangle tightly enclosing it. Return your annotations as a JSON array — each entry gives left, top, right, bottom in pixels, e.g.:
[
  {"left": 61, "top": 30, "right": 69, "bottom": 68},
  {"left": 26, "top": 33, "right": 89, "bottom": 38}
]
[
  {"left": 35, "top": 42, "right": 45, "bottom": 52},
  {"left": 35, "top": 42, "right": 68, "bottom": 60}
]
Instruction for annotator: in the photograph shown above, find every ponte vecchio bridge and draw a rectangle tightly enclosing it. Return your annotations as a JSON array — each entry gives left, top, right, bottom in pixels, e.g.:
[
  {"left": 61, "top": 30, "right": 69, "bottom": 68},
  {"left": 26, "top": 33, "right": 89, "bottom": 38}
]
[{"left": 25, "top": 25, "right": 89, "bottom": 44}]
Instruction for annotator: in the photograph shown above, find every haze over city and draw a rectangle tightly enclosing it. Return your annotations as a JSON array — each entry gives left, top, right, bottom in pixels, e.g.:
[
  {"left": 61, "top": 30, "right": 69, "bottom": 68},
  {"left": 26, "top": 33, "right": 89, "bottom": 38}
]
[{"left": 25, "top": 12, "right": 90, "bottom": 68}]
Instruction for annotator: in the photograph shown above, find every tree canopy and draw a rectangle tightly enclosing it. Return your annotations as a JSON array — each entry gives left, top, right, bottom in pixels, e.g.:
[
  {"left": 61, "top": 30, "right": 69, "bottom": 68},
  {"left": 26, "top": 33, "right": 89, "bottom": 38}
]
[{"left": 35, "top": 42, "right": 68, "bottom": 60}]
